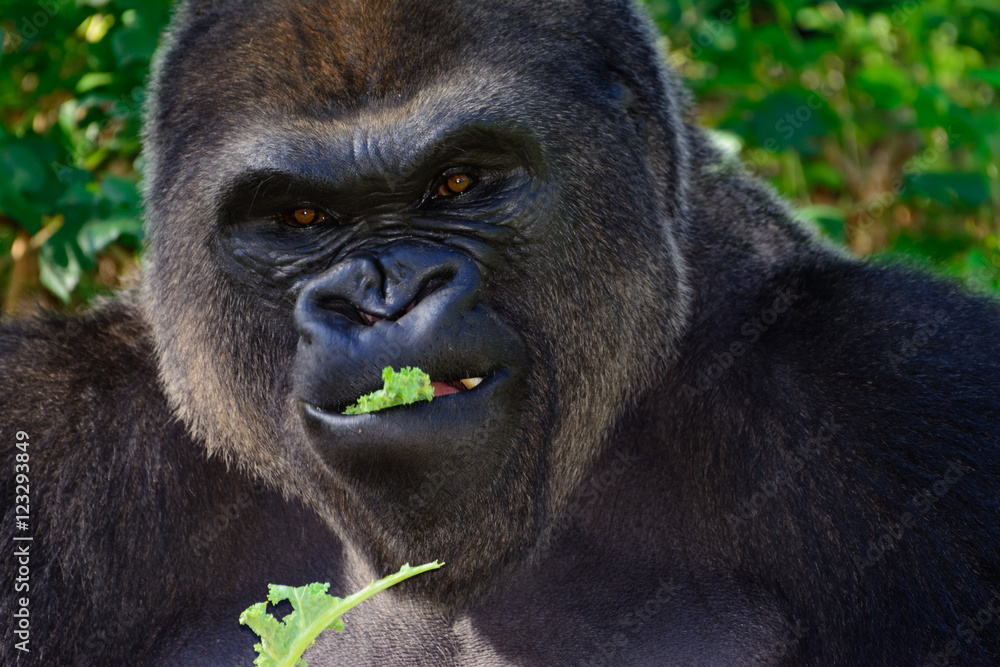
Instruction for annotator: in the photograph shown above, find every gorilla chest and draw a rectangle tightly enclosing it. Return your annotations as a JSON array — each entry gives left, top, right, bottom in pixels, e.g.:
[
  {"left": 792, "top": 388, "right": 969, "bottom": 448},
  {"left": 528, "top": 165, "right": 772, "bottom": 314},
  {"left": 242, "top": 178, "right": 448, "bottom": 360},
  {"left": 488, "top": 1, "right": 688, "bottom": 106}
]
[{"left": 300, "top": 572, "right": 786, "bottom": 666}]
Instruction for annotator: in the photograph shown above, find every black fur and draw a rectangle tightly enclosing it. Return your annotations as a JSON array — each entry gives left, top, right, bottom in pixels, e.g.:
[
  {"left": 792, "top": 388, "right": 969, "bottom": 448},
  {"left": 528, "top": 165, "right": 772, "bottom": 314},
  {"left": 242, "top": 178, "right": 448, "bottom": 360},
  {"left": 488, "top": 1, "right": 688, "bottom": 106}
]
[{"left": 2, "top": 1, "right": 999, "bottom": 664}]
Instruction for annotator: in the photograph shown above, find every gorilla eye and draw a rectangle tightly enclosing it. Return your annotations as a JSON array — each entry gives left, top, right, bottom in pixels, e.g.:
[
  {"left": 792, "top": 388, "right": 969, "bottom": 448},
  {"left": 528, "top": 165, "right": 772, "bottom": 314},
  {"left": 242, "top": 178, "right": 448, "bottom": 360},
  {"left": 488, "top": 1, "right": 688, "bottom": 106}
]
[
  {"left": 435, "top": 173, "right": 476, "bottom": 197},
  {"left": 281, "top": 207, "right": 328, "bottom": 228}
]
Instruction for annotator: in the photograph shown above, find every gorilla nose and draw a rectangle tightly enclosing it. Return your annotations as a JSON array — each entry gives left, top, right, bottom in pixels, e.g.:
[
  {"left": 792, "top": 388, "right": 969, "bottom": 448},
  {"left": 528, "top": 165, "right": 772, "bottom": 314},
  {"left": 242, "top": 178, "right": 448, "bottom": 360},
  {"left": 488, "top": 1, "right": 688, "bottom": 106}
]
[
  {"left": 292, "top": 242, "right": 507, "bottom": 415},
  {"left": 294, "top": 243, "right": 481, "bottom": 337}
]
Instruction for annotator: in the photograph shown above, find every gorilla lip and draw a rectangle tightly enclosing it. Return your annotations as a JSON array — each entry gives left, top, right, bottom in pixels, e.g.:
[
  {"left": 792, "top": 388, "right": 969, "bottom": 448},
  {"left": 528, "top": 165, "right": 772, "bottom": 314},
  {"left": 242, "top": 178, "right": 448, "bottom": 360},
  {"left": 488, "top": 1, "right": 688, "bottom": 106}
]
[{"left": 300, "top": 368, "right": 512, "bottom": 460}]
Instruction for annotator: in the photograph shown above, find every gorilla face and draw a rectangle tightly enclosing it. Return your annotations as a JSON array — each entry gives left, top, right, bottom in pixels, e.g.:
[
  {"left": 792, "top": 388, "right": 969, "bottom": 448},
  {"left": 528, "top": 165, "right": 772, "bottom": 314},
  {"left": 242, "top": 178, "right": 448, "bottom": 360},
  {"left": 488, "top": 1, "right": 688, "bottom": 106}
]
[{"left": 142, "top": 0, "right": 690, "bottom": 598}]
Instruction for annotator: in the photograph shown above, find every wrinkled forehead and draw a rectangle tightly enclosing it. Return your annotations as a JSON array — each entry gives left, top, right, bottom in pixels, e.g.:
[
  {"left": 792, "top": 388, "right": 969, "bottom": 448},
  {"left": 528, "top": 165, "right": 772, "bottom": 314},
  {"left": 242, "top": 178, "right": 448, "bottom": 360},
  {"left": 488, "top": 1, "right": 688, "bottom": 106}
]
[
  {"left": 207, "top": 0, "right": 469, "bottom": 102},
  {"left": 154, "top": 0, "right": 604, "bottom": 134},
  {"left": 145, "top": 0, "right": 626, "bottom": 201}
]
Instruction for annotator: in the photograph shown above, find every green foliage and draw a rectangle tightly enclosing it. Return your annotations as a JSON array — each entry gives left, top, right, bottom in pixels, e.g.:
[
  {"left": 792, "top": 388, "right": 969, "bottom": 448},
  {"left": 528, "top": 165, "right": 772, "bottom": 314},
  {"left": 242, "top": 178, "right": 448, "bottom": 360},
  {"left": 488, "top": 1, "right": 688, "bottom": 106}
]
[
  {"left": 240, "top": 562, "right": 444, "bottom": 667},
  {"left": 641, "top": 0, "right": 1000, "bottom": 293},
  {"left": 1, "top": 0, "right": 997, "bottom": 311},
  {"left": 0, "top": 0, "right": 173, "bottom": 311},
  {"left": 344, "top": 366, "right": 434, "bottom": 415}
]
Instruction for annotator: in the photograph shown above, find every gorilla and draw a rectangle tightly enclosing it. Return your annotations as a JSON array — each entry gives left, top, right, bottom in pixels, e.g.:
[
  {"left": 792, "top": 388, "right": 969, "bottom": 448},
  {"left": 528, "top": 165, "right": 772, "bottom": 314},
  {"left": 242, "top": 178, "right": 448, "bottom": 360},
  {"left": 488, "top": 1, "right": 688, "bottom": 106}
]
[{"left": 3, "top": 0, "right": 999, "bottom": 664}]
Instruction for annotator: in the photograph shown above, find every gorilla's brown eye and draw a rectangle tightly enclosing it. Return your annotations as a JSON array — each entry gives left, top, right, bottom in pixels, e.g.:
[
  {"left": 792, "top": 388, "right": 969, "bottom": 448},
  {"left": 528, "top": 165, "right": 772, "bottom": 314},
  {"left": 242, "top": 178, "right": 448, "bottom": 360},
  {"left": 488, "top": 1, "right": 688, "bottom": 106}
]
[
  {"left": 436, "top": 173, "right": 475, "bottom": 197},
  {"left": 282, "top": 207, "right": 327, "bottom": 228}
]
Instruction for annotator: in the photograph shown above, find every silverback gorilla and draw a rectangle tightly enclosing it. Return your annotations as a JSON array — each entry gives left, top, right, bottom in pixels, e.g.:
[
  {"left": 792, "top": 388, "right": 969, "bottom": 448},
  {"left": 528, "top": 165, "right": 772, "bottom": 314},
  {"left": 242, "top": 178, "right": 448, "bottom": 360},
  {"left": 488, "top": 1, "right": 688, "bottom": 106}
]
[{"left": 3, "top": 1, "right": 1000, "bottom": 664}]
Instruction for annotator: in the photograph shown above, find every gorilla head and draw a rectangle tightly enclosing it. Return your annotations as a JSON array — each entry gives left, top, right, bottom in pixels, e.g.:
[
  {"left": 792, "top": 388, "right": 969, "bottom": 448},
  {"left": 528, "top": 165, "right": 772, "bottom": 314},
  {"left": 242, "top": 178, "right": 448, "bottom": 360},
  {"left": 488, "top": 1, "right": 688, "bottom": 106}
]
[{"left": 142, "top": 0, "right": 690, "bottom": 599}]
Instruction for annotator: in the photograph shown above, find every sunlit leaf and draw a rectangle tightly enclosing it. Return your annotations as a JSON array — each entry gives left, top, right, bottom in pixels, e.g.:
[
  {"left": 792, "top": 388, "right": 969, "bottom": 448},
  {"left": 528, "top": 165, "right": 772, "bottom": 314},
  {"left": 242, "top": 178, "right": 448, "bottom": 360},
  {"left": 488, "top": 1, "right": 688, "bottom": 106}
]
[{"left": 39, "top": 241, "right": 83, "bottom": 304}]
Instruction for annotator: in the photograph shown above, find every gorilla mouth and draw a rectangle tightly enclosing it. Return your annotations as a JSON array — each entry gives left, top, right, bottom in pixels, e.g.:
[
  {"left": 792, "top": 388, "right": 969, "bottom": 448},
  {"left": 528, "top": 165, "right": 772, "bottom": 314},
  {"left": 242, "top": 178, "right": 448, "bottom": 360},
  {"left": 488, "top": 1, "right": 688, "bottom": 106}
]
[
  {"left": 431, "top": 376, "right": 483, "bottom": 397},
  {"left": 292, "top": 243, "right": 528, "bottom": 475},
  {"left": 300, "top": 367, "right": 517, "bottom": 469},
  {"left": 307, "top": 370, "right": 498, "bottom": 416}
]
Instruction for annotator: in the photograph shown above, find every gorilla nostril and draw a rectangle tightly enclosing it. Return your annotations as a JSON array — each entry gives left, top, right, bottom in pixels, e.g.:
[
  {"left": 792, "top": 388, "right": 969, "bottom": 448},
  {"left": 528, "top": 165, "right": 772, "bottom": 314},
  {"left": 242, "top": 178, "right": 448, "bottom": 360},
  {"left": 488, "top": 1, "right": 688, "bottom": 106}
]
[{"left": 412, "top": 276, "right": 451, "bottom": 308}]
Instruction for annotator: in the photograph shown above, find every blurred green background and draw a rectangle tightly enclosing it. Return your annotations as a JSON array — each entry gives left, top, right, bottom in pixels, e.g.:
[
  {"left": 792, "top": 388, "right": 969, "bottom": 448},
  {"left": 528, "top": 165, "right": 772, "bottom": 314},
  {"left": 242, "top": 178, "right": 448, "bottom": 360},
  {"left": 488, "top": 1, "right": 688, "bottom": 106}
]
[{"left": 0, "top": 0, "right": 998, "bottom": 313}]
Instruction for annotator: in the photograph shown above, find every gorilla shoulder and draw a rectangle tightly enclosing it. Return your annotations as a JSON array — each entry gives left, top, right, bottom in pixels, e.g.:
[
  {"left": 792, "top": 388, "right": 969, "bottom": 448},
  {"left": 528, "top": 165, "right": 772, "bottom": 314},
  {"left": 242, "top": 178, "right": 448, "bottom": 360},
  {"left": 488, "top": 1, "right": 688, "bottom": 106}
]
[
  {"left": 0, "top": 302, "right": 340, "bottom": 665},
  {"left": 0, "top": 302, "right": 171, "bottom": 461}
]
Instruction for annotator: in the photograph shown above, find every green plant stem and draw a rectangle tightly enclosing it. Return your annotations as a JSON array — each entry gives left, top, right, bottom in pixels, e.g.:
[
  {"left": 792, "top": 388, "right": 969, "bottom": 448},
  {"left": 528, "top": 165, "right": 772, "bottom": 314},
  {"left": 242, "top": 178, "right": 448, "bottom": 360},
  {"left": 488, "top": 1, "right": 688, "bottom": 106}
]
[{"left": 277, "top": 562, "right": 443, "bottom": 667}]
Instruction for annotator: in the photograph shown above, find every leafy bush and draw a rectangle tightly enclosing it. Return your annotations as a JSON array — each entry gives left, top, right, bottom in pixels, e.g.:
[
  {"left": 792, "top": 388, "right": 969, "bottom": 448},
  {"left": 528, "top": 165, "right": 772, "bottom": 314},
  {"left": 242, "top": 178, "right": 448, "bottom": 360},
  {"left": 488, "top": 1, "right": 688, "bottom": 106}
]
[
  {"left": 1, "top": 0, "right": 997, "bottom": 313},
  {"left": 1, "top": 0, "right": 172, "bottom": 312},
  {"left": 643, "top": 0, "right": 1000, "bottom": 292}
]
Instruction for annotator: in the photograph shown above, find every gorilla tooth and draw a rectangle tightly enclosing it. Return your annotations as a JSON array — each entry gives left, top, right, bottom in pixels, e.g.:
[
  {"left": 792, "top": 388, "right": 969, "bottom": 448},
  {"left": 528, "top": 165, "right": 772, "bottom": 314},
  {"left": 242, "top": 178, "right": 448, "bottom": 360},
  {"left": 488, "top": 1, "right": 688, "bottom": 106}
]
[{"left": 460, "top": 377, "right": 483, "bottom": 390}]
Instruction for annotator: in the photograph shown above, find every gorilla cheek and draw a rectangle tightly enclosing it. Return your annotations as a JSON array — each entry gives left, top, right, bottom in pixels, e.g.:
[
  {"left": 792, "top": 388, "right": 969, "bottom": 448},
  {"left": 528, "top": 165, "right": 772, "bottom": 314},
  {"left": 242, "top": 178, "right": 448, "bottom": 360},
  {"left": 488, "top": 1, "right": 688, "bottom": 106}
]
[{"left": 290, "top": 241, "right": 530, "bottom": 510}]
